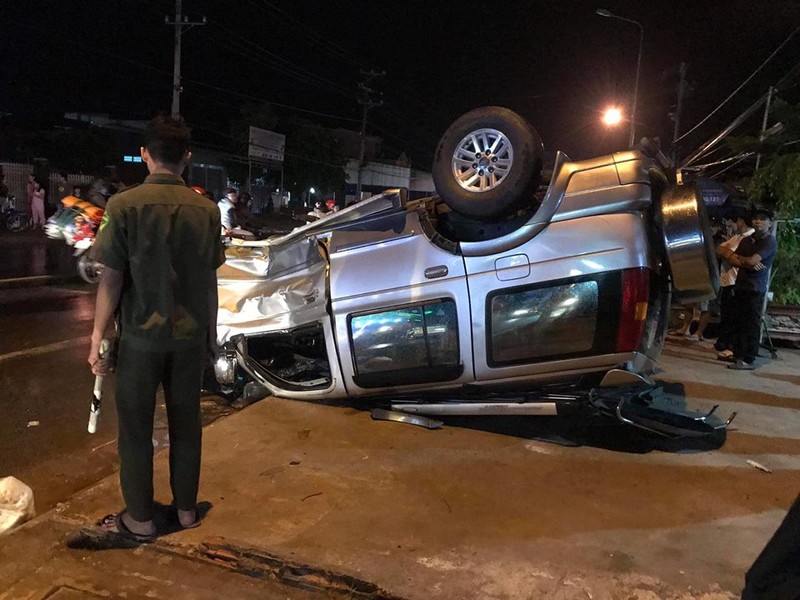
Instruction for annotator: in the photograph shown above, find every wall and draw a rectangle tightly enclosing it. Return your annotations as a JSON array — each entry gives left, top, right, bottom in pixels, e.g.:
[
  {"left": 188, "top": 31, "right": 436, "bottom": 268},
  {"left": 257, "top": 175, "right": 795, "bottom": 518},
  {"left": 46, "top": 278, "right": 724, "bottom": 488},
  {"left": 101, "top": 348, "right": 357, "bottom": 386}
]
[{"left": 344, "top": 159, "right": 436, "bottom": 204}]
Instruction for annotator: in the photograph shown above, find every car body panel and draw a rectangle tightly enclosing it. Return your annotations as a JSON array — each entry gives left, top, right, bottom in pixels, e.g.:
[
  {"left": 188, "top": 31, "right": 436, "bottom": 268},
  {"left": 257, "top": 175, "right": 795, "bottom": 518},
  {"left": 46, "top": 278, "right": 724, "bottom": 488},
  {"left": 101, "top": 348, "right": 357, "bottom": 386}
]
[
  {"left": 328, "top": 222, "right": 474, "bottom": 397},
  {"left": 465, "top": 212, "right": 653, "bottom": 383}
]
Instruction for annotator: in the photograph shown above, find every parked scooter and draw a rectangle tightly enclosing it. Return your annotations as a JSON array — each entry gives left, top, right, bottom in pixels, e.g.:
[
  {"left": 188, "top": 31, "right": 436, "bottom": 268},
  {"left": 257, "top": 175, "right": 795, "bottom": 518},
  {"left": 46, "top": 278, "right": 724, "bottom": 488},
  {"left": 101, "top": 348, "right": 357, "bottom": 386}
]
[
  {"left": 1, "top": 195, "right": 28, "bottom": 232},
  {"left": 45, "top": 196, "right": 104, "bottom": 284}
]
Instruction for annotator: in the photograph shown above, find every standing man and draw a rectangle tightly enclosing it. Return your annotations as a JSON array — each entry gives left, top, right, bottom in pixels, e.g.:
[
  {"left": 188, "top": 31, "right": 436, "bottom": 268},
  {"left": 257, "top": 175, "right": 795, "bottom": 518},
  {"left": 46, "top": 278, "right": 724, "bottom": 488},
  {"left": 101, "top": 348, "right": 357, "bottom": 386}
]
[
  {"left": 717, "top": 207, "right": 777, "bottom": 371},
  {"left": 54, "top": 171, "right": 71, "bottom": 215},
  {"left": 715, "top": 210, "right": 754, "bottom": 360},
  {"left": 217, "top": 187, "right": 239, "bottom": 234},
  {"left": 88, "top": 116, "right": 226, "bottom": 541}
]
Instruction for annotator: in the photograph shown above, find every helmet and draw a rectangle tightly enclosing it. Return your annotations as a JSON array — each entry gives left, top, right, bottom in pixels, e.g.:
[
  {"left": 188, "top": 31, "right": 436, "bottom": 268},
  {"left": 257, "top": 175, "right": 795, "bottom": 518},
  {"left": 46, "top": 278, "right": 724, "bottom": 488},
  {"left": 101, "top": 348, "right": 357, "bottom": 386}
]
[{"left": 190, "top": 185, "right": 206, "bottom": 195}]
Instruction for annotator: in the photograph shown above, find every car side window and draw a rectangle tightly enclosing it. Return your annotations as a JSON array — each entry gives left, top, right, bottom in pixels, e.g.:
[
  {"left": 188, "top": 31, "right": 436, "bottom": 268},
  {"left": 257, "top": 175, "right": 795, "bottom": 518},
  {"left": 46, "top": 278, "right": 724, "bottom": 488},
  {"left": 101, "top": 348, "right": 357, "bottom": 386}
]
[
  {"left": 349, "top": 299, "right": 461, "bottom": 388},
  {"left": 489, "top": 281, "right": 599, "bottom": 365}
]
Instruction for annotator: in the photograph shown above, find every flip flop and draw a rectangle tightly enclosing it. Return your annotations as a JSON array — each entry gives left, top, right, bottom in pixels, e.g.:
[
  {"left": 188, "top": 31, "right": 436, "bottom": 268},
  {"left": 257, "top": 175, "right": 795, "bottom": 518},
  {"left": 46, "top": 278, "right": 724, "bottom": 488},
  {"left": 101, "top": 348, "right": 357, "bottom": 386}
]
[
  {"left": 97, "top": 511, "right": 157, "bottom": 543},
  {"left": 727, "top": 360, "right": 755, "bottom": 371}
]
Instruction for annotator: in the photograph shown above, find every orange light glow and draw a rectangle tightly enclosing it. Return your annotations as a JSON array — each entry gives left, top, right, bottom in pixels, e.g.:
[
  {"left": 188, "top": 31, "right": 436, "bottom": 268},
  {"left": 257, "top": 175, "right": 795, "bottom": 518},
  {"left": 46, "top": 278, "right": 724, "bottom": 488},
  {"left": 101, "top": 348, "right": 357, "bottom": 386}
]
[{"left": 602, "top": 107, "right": 623, "bottom": 126}]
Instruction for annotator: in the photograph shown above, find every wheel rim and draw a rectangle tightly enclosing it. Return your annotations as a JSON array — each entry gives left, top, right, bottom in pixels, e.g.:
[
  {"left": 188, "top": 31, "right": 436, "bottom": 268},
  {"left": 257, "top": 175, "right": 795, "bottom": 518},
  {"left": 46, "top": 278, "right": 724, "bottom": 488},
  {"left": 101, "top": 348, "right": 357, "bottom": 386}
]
[
  {"left": 8, "top": 215, "right": 26, "bottom": 232},
  {"left": 451, "top": 128, "right": 514, "bottom": 193},
  {"left": 79, "top": 256, "right": 103, "bottom": 283}
]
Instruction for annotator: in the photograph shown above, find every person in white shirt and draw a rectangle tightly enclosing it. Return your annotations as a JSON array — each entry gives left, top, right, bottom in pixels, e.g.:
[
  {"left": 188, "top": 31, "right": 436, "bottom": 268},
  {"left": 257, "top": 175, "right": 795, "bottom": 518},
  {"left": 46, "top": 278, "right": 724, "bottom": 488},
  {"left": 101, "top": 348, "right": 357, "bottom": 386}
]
[{"left": 217, "top": 188, "right": 238, "bottom": 233}]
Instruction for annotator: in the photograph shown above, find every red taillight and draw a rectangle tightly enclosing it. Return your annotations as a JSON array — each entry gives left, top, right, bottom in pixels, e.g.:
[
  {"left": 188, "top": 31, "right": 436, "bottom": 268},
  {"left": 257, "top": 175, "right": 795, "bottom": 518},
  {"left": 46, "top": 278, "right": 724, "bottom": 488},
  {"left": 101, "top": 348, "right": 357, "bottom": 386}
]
[{"left": 616, "top": 268, "right": 650, "bottom": 353}]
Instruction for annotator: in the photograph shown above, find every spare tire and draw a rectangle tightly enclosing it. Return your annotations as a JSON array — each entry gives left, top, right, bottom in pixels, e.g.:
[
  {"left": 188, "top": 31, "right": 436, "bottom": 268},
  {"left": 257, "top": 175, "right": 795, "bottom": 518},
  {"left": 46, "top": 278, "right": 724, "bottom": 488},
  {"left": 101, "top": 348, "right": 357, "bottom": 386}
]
[
  {"left": 432, "top": 107, "right": 544, "bottom": 220},
  {"left": 659, "top": 184, "right": 720, "bottom": 302}
]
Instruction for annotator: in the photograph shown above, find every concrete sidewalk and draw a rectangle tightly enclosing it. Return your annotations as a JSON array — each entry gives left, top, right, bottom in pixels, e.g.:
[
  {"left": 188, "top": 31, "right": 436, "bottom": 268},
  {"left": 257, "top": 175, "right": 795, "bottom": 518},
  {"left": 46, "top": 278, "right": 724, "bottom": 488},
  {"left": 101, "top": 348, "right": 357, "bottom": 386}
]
[{"left": 2, "top": 342, "right": 799, "bottom": 599}]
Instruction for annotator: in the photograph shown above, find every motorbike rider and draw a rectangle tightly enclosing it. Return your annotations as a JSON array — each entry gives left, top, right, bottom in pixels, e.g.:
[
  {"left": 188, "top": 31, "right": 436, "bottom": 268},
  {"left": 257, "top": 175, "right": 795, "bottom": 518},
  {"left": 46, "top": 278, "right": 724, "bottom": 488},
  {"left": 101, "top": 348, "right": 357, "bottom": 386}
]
[
  {"left": 217, "top": 187, "right": 254, "bottom": 239},
  {"left": 87, "top": 177, "right": 124, "bottom": 208},
  {"left": 190, "top": 185, "right": 217, "bottom": 205}
]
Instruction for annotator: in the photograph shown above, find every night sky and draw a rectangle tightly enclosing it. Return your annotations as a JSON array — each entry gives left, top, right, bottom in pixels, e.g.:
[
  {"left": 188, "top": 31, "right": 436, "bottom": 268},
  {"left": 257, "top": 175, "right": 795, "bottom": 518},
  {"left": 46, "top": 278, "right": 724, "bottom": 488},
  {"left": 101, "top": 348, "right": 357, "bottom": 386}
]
[{"left": 2, "top": 0, "right": 799, "bottom": 165}]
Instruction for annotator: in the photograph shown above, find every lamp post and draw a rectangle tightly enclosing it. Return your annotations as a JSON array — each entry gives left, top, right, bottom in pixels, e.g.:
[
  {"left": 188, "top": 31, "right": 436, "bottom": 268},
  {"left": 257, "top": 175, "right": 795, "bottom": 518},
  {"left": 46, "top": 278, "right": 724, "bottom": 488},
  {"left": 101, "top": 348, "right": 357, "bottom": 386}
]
[{"left": 596, "top": 8, "right": 644, "bottom": 148}]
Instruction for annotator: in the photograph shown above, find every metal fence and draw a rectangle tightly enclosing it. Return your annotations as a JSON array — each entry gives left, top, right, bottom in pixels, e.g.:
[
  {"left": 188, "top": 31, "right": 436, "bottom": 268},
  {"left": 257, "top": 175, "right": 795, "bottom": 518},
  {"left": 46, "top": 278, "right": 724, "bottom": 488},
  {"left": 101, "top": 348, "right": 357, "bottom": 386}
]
[{"left": 1, "top": 162, "right": 94, "bottom": 214}]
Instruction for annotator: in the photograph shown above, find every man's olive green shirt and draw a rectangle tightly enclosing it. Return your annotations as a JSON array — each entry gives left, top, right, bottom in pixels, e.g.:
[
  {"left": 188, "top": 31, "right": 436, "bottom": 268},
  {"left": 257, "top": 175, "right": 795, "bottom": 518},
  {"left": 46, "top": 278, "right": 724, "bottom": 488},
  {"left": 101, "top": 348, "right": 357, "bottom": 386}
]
[{"left": 93, "top": 174, "right": 226, "bottom": 351}]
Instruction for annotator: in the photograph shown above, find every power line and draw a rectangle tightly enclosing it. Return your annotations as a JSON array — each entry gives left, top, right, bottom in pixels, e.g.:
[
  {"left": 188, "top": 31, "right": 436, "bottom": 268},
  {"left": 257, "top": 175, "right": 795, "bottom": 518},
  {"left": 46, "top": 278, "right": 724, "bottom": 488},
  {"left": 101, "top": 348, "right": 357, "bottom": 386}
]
[
  {"left": 676, "top": 26, "right": 800, "bottom": 143},
  {"left": 205, "top": 21, "right": 356, "bottom": 99},
  {"left": 180, "top": 77, "right": 360, "bottom": 124},
  {"left": 681, "top": 58, "right": 800, "bottom": 169},
  {"left": 243, "top": 0, "right": 370, "bottom": 70}
]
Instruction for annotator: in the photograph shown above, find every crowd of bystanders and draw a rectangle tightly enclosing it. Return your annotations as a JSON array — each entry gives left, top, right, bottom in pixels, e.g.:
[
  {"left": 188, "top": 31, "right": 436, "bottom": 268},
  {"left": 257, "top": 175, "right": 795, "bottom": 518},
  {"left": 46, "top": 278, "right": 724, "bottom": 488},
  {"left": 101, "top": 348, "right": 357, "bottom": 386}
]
[{"left": 668, "top": 206, "right": 777, "bottom": 371}]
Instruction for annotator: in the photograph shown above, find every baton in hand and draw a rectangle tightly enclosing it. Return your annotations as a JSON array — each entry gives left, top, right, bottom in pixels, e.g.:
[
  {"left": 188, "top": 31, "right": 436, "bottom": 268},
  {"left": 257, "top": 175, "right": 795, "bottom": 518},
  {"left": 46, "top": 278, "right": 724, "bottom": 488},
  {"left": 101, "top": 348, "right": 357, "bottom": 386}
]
[{"left": 88, "top": 339, "right": 111, "bottom": 434}]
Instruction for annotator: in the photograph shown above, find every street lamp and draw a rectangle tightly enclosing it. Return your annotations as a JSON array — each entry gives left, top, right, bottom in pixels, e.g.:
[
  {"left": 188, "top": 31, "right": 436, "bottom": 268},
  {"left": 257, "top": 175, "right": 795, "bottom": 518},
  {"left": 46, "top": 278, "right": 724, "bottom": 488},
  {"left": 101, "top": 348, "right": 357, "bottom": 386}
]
[
  {"left": 602, "top": 106, "right": 623, "bottom": 127},
  {"left": 596, "top": 8, "right": 644, "bottom": 148}
]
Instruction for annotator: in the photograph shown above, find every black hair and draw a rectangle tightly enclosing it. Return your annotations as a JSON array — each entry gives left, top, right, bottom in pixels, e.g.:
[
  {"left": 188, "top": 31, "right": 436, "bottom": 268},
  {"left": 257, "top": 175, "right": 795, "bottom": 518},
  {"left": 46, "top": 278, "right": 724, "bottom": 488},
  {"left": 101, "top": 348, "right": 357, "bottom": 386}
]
[
  {"left": 143, "top": 116, "right": 191, "bottom": 166},
  {"left": 751, "top": 207, "right": 774, "bottom": 220},
  {"left": 724, "top": 207, "right": 747, "bottom": 222}
]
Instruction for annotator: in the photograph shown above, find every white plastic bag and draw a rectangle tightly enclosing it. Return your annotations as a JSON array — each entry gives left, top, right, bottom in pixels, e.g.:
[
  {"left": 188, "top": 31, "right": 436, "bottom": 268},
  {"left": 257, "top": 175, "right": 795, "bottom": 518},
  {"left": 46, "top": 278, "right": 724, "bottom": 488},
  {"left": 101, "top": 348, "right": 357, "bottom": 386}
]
[{"left": 0, "top": 476, "right": 36, "bottom": 535}]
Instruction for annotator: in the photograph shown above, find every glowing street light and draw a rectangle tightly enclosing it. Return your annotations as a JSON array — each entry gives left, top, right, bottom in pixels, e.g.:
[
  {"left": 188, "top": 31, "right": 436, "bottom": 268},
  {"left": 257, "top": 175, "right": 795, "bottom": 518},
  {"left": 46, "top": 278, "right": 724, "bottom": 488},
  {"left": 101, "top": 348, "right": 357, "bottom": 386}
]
[
  {"left": 596, "top": 8, "right": 644, "bottom": 147},
  {"left": 602, "top": 107, "right": 623, "bottom": 127}
]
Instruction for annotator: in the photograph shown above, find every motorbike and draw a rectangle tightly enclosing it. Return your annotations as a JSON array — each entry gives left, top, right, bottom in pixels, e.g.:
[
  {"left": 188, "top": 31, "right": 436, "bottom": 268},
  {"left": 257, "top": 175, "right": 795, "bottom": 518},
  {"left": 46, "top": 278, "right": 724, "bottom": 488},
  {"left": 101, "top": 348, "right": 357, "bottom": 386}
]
[
  {"left": 45, "top": 196, "right": 104, "bottom": 284},
  {"left": 1, "top": 195, "right": 28, "bottom": 232}
]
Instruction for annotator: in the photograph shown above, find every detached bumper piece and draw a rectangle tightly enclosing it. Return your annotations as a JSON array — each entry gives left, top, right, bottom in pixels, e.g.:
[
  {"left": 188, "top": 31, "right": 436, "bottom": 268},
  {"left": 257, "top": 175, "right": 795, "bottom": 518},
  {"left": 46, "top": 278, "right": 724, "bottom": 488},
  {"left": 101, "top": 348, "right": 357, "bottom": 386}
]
[
  {"left": 589, "top": 384, "right": 737, "bottom": 438},
  {"left": 385, "top": 382, "right": 735, "bottom": 439},
  {"left": 371, "top": 408, "right": 444, "bottom": 430}
]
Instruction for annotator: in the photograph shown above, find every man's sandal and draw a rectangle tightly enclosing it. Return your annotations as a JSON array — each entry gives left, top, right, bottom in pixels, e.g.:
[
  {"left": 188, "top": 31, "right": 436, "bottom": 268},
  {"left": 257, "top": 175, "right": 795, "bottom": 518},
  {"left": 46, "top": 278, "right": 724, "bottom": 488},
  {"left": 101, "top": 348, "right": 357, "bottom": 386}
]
[{"left": 97, "top": 511, "right": 157, "bottom": 543}]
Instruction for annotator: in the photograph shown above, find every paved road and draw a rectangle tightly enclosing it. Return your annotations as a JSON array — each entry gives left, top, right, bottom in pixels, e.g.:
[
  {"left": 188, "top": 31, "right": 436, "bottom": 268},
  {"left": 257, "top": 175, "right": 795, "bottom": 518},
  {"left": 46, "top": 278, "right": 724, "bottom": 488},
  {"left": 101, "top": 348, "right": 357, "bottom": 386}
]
[
  {"left": 0, "top": 228, "right": 75, "bottom": 283},
  {"left": 0, "top": 230, "right": 233, "bottom": 513}
]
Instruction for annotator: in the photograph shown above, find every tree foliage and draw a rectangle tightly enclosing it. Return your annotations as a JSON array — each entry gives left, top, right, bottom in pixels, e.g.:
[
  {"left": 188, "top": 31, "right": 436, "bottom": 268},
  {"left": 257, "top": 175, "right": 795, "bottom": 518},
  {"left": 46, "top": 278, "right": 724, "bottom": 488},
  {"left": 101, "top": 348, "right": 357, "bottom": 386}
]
[
  {"left": 282, "top": 116, "right": 348, "bottom": 203},
  {"left": 730, "top": 98, "right": 800, "bottom": 305}
]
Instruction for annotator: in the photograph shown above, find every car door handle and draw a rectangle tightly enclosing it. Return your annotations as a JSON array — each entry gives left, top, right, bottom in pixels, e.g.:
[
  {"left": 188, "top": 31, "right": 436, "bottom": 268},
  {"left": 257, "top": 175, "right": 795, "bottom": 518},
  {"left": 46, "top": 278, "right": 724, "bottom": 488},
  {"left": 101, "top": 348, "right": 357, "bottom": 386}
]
[{"left": 424, "top": 265, "right": 449, "bottom": 279}]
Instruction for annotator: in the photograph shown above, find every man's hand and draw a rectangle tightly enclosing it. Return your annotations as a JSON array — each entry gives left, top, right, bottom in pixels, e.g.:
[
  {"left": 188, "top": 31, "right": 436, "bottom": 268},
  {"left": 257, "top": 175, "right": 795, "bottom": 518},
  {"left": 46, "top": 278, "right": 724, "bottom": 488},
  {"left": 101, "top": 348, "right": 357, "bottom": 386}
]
[
  {"left": 88, "top": 336, "right": 116, "bottom": 375},
  {"left": 754, "top": 261, "right": 767, "bottom": 271},
  {"left": 89, "top": 266, "right": 124, "bottom": 375}
]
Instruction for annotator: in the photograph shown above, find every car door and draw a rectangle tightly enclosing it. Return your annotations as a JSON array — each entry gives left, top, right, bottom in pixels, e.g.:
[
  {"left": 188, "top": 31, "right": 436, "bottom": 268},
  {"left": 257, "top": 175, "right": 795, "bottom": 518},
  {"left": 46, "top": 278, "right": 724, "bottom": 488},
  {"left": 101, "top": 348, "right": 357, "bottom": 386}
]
[
  {"left": 327, "top": 213, "right": 473, "bottom": 397},
  {"left": 466, "top": 213, "right": 653, "bottom": 384}
]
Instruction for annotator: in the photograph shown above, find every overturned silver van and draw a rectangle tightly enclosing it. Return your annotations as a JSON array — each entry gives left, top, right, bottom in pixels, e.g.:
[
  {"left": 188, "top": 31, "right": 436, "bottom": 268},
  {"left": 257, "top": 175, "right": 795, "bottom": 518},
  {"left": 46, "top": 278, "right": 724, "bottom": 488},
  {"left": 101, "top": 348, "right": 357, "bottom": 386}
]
[{"left": 213, "top": 107, "right": 721, "bottom": 435}]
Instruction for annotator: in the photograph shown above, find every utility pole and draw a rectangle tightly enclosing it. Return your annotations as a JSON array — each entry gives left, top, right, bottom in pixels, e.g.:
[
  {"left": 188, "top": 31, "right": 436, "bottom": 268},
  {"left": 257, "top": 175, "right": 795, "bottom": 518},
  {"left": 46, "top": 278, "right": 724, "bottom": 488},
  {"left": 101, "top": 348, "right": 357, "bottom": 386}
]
[
  {"left": 755, "top": 86, "right": 775, "bottom": 173},
  {"left": 356, "top": 70, "right": 384, "bottom": 200},
  {"left": 165, "top": 0, "right": 206, "bottom": 119},
  {"left": 671, "top": 62, "right": 688, "bottom": 164}
]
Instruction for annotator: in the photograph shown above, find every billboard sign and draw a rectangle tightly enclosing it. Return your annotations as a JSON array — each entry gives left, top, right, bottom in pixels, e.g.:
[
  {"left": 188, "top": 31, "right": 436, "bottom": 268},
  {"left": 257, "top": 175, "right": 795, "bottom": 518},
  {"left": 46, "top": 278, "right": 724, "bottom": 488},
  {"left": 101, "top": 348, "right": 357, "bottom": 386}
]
[{"left": 248, "top": 127, "right": 285, "bottom": 163}]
